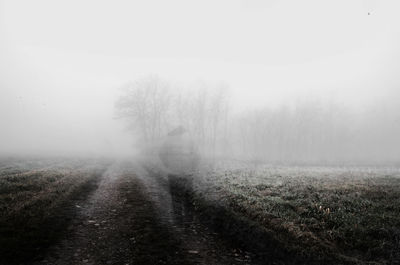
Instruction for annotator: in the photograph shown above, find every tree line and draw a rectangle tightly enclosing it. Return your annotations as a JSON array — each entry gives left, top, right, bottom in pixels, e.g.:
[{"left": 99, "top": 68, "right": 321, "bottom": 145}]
[{"left": 116, "top": 76, "right": 400, "bottom": 164}]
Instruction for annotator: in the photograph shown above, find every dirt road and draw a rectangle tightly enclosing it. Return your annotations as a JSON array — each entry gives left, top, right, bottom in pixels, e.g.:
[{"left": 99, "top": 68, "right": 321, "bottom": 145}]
[{"left": 35, "top": 162, "right": 256, "bottom": 265}]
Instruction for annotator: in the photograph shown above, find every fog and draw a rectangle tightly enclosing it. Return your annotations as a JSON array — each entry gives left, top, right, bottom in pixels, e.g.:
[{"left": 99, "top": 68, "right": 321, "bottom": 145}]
[{"left": 1, "top": 0, "right": 400, "bottom": 164}]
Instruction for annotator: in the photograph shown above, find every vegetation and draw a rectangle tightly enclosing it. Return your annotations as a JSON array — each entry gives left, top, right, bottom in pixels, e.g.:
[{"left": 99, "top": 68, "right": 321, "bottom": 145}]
[
  {"left": 2, "top": 157, "right": 399, "bottom": 264},
  {"left": 177, "top": 163, "right": 400, "bottom": 264},
  {"left": 0, "top": 158, "right": 107, "bottom": 264}
]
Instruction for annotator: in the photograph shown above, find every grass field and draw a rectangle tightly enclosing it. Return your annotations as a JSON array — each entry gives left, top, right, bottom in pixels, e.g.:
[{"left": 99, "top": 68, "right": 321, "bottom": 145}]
[
  {"left": 2, "top": 157, "right": 399, "bottom": 264},
  {"left": 178, "top": 162, "right": 400, "bottom": 264},
  {"left": 0, "top": 158, "right": 109, "bottom": 263}
]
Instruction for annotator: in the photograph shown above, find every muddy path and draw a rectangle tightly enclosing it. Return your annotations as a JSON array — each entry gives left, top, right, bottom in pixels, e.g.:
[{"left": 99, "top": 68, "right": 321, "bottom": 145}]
[{"left": 35, "top": 162, "right": 256, "bottom": 265}]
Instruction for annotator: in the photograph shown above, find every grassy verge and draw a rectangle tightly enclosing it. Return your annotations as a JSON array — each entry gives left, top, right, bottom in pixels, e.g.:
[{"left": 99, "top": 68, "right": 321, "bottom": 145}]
[
  {"left": 0, "top": 159, "right": 107, "bottom": 264},
  {"left": 171, "top": 164, "right": 400, "bottom": 264}
]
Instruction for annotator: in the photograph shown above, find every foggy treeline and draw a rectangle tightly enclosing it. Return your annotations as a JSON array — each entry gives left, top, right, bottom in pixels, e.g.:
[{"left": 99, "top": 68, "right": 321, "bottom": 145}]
[
  {"left": 115, "top": 76, "right": 229, "bottom": 155},
  {"left": 116, "top": 76, "right": 400, "bottom": 165}
]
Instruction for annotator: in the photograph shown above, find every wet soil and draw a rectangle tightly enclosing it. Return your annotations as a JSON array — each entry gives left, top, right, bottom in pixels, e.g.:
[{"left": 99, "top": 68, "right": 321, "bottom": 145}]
[{"left": 32, "top": 162, "right": 256, "bottom": 265}]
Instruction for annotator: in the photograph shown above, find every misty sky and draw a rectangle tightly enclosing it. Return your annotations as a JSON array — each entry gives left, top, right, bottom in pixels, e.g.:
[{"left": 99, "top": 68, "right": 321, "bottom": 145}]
[{"left": 1, "top": 0, "right": 400, "bottom": 155}]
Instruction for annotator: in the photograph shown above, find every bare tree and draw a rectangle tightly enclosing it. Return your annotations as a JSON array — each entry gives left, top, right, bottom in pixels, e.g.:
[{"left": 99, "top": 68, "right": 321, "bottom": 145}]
[{"left": 115, "top": 75, "right": 171, "bottom": 152}]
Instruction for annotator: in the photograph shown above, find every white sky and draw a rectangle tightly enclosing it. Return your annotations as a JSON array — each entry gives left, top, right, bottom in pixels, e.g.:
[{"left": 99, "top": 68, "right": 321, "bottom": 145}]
[{"left": 1, "top": 0, "right": 400, "bottom": 155}]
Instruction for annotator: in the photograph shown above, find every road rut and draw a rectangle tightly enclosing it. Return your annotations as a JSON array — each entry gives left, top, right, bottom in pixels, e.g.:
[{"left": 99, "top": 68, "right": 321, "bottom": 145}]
[{"left": 36, "top": 162, "right": 255, "bottom": 265}]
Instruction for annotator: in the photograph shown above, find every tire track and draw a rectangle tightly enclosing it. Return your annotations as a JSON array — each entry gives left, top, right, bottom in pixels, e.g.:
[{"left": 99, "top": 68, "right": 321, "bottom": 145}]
[{"left": 36, "top": 161, "right": 254, "bottom": 265}]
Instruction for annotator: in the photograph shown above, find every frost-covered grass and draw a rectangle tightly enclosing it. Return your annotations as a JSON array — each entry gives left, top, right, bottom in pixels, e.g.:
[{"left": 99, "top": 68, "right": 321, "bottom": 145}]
[
  {"left": 0, "top": 158, "right": 108, "bottom": 263},
  {"left": 191, "top": 162, "right": 400, "bottom": 264}
]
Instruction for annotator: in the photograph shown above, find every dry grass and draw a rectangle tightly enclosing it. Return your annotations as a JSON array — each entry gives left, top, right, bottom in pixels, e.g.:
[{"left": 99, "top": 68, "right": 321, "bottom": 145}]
[
  {"left": 0, "top": 158, "right": 108, "bottom": 263},
  {"left": 187, "top": 163, "right": 400, "bottom": 264}
]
